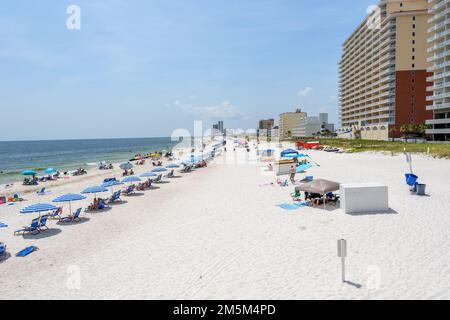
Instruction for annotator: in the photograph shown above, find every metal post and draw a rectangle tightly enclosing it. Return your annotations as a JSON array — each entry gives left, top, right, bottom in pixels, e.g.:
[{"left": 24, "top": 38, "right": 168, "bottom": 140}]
[{"left": 337, "top": 239, "right": 347, "bottom": 283}]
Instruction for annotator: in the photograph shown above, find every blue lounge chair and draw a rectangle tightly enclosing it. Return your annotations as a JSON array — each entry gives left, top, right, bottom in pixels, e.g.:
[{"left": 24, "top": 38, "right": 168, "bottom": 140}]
[
  {"left": 49, "top": 207, "right": 62, "bottom": 219},
  {"left": 38, "top": 215, "right": 49, "bottom": 231},
  {"left": 108, "top": 191, "right": 122, "bottom": 204},
  {"left": 14, "top": 218, "right": 40, "bottom": 236},
  {"left": 37, "top": 187, "right": 46, "bottom": 195},
  {"left": 0, "top": 242, "right": 6, "bottom": 257},
  {"left": 60, "top": 208, "right": 82, "bottom": 223}
]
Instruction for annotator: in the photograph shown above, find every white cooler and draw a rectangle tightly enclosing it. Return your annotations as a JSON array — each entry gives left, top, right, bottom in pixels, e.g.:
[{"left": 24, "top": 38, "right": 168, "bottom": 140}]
[{"left": 340, "top": 182, "right": 389, "bottom": 214}]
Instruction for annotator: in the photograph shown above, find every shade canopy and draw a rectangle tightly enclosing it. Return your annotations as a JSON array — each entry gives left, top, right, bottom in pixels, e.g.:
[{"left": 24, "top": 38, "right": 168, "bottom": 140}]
[
  {"left": 101, "top": 180, "right": 123, "bottom": 188},
  {"left": 81, "top": 186, "right": 109, "bottom": 194},
  {"left": 151, "top": 168, "right": 167, "bottom": 173},
  {"left": 298, "top": 179, "right": 340, "bottom": 195},
  {"left": 44, "top": 168, "right": 57, "bottom": 174},
  {"left": 21, "top": 170, "right": 37, "bottom": 176},
  {"left": 296, "top": 163, "right": 312, "bottom": 173},
  {"left": 119, "top": 162, "right": 133, "bottom": 170},
  {"left": 140, "top": 172, "right": 157, "bottom": 177},
  {"left": 53, "top": 193, "right": 87, "bottom": 203},
  {"left": 20, "top": 203, "right": 59, "bottom": 214},
  {"left": 284, "top": 153, "right": 308, "bottom": 159},
  {"left": 122, "top": 176, "right": 141, "bottom": 183}
]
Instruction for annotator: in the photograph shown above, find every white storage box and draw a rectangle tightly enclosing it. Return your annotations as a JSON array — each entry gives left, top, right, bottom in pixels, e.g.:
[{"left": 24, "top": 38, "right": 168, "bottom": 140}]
[{"left": 340, "top": 183, "right": 389, "bottom": 214}]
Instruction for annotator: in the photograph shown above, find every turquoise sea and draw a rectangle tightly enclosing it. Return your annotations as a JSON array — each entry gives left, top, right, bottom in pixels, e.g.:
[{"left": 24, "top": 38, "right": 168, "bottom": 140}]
[{"left": 0, "top": 137, "right": 177, "bottom": 185}]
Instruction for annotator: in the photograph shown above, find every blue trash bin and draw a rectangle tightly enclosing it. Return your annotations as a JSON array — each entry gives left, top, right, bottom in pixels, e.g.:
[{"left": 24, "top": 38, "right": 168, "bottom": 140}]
[{"left": 405, "top": 173, "right": 418, "bottom": 186}]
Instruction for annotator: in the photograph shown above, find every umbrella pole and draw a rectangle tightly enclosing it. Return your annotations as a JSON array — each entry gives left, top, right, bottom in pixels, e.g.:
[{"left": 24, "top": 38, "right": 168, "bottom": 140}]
[
  {"left": 69, "top": 201, "right": 72, "bottom": 215},
  {"left": 323, "top": 194, "right": 326, "bottom": 210}
]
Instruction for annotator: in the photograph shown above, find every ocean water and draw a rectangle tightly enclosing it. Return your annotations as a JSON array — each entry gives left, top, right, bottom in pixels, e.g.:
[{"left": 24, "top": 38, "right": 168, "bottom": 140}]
[{"left": 0, "top": 138, "right": 178, "bottom": 185}]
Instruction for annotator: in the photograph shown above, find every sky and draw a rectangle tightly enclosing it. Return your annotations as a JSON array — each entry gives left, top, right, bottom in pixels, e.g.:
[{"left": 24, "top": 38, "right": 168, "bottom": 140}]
[{"left": 0, "top": 0, "right": 375, "bottom": 141}]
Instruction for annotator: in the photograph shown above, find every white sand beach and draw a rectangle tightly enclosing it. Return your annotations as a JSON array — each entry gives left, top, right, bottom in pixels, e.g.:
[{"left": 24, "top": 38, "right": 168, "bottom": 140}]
[{"left": 1, "top": 143, "right": 450, "bottom": 300}]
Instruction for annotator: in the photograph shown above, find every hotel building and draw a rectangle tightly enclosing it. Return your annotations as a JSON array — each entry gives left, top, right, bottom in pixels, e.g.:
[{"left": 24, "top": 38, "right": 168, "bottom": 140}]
[
  {"left": 426, "top": 0, "right": 450, "bottom": 141},
  {"left": 339, "top": 0, "right": 433, "bottom": 140},
  {"left": 279, "top": 109, "right": 307, "bottom": 140}
]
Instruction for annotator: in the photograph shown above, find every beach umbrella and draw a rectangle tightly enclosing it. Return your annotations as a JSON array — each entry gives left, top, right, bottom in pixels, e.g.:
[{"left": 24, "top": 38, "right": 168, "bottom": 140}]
[
  {"left": 119, "top": 162, "right": 133, "bottom": 170},
  {"left": 166, "top": 164, "right": 180, "bottom": 168},
  {"left": 281, "top": 149, "right": 298, "bottom": 157},
  {"left": 101, "top": 180, "right": 124, "bottom": 194},
  {"left": 44, "top": 168, "right": 57, "bottom": 175},
  {"left": 53, "top": 193, "right": 86, "bottom": 215},
  {"left": 21, "top": 170, "right": 37, "bottom": 176},
  {"left": 122, "top": 176, "right": 141, "bottom": 183},
  {"left": 20, "top": 203, "right": 59, "bottom": 216},
  {"left": 81, "top": 186, "right": 108, "bottom": 199},
  {"left": 151, "top": 168, "right": 167, "bottom": 173},
  {"left": 140, "top": 172, "right": 157, "bottom": 178},
  {"left": 298, "top": 179, "right": 340, "bottom": 209}
]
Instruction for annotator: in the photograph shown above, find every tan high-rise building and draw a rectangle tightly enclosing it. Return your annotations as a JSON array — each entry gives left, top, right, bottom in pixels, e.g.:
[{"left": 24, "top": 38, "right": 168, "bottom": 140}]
[
  {"left": 339, "top": 0, "right": 433, "bottom": 140},
  {"left": 279, "top": 109, "right": 307, "bottom": 140}
]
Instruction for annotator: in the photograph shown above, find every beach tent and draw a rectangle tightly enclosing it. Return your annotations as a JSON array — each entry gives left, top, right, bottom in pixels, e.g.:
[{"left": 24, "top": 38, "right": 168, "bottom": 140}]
[
  {"left": 298, "top": 179, "right": 340, "bottom": 209},
  {"left": 53, "top": 193, "right": 87, "bottom": 215},
  {"left": 281, "top": 149, "right": 299, "bottom": 158}
]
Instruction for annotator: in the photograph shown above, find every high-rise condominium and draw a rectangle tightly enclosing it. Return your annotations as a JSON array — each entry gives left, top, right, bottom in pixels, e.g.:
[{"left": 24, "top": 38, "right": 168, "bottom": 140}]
[
  {"left": 339, "top": 0, "right": 433, "bottom": 140},
  {"left": 426, "top": 0, "right": 450, "bottom": 141}
]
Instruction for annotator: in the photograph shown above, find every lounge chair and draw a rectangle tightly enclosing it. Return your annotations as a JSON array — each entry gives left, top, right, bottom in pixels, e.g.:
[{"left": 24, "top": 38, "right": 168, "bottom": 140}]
[
  {"left": 38, "top": 215, "right": 49, "bottom": 231},
  {"left": 165, "top": 170, "right": 174, "bottom": 178},
  {"left": 0, "top": 242, "right": 6, "bottom": 257},
  {"left": 122, "top": 185, "right": 135, "bottom": 196},
  {"left": 108, "top": 191, "right": 122, "bottom": 204},
  {"left": 37, "top": 187, "right": 46, "bottom": 195},
  {"left": 49, "top": 207, "right": 63, "bottom": 219},
  {"left": 14, "top": 218, "right": 40, "bottom": 236},
  {"left": 60, "top": 208, "right": 82, "bottom": 223}
]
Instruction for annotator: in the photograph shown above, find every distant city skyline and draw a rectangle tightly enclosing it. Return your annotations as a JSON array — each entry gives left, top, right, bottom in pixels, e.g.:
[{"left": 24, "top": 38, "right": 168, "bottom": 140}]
[{"left": 0, "top": 0, "right": 376, "bottom": 141}]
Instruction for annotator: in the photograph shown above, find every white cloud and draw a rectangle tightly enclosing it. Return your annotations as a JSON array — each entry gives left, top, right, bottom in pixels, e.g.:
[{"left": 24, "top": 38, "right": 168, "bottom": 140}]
[
  {"left": 176, "top": 101, "right": 244, "bottom": 120},
  {"left": 297, "top": 86, "right": 313, "bottom": 97}
]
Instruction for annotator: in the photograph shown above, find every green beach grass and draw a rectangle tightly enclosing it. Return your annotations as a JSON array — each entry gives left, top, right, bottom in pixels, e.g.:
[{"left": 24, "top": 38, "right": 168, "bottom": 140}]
[{"left": 295, "top": 138, "right": 450, "bottom": 159}]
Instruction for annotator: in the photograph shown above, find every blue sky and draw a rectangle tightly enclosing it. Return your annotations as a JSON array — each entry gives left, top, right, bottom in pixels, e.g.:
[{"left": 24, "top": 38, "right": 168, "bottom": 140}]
[{"left": 0, "top": 0, "right": 374, "bottom": 141}]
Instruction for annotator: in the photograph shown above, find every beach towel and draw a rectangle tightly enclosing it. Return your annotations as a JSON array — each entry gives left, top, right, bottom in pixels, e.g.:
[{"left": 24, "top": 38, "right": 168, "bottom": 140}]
[
  {"left": 16, "top": 246, "right": 38, "bottom": 257},
  {"left": 0, "top": 222, "right": 8, "bottom": 228},
  {"left": 277, "top": 202, "right": 308, "bottom": 211}
]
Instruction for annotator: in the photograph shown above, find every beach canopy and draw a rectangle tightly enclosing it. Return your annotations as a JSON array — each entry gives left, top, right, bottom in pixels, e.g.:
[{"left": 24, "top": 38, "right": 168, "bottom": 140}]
[
  {"left": 296, "top": 163, "right": 313, "bottom": 173},
  {"left": 281, "top": 149, "right": 299, "bottom": 157},
  {"left": 53, "top": 193, "right": 86, "bottom": 203},
  {"left": 298, "top": 179, "right": 340, "bottom": 195},
  {"left": 284, "top": 153, "right": 308, "bottom": 159},
  {"left": 101, "top": 180, "right": 123, "bottom": 188},
  {"left": 43, "top": 168, "right": 57, "bottom": 174},
  {"left": 21, "top": 170, "right": 37, "bottom": 176},
  {"left": 119, "top": 162, "right": 133, "bottom": 170},
  {"left": 140, "top": 172, "right": 157, "bottom": 177},
  {"left": 81, "top": 186, "right": 108, "bottom": 194},
  {"left": 20, "top": 203, "right": 58, "bottom": 214},
  {"left": 122, "top": 176, "right": 141, "bottom": 183},
  {"left": 151, "top": 168, "right": 167, "bottom": 173},
  {"left": 166, "top": 164, "right": 180, "bottom": 168}
]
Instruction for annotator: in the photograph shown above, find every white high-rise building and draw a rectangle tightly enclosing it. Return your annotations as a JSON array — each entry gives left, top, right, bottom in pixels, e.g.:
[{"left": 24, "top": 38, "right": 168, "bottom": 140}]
[{"left": 427, "top": 0, "right": 450, "bottom": 141}]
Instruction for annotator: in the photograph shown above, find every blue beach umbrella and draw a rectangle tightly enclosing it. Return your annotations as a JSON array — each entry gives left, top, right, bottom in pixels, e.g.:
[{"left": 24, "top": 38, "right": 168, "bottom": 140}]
[
  {"left": 21, "top": 170, "right": 37, "bottom": 176},
  {"left": 20, "top": 203, "right": 59, "bottom": 216},
  {"left": 44, "top": 168, "right": 57, "bottom": 175},
  {"left": 81, "top": 186, "right": 108, "bottom": 194},
  {"left": 119, "top": 162, "right": 133, "bottom": 170},
  {"left": 151, "top": 168, "right": 167, "bottom": 173},
  {"left": 122, "top": 176, "right": 141, "bottom": 183},
  {"left": 140, "top": 172, "right": 157, "bottom": 178},
  {"left": 53, "top": 193, "right": 87, "bottom": 214},
  {"left": 166, "top": 164, "right": 180, "bottom": 168},
  {"left": 101, "top": 180, "right": 123, "bottom": 188}
]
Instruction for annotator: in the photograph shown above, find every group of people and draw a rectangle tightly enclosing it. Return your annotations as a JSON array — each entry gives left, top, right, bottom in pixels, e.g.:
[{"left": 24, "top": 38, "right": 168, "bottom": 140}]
[{"left": 122, "top": 169, "right": 135, "bottom": 176}]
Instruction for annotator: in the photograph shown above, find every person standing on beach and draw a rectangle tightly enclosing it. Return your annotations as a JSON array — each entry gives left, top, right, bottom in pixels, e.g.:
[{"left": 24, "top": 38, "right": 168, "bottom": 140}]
[{"left": 289, "top": 166, "right": 296, "bottom": 183}]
